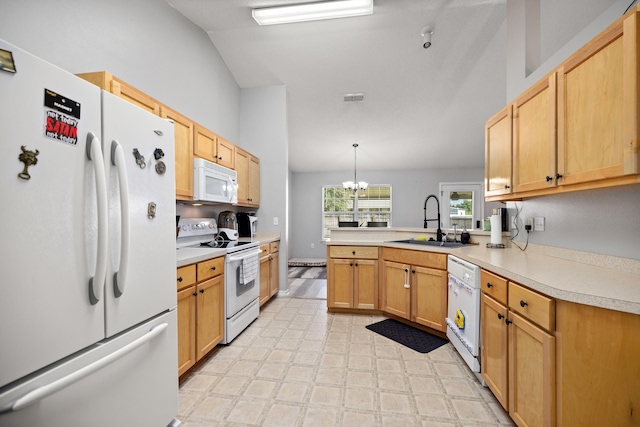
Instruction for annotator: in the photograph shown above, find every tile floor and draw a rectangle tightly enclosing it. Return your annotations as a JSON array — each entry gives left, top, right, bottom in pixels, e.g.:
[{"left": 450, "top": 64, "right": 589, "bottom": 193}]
[{"left": 177, "top": 294, "right": 515, "bottom": 426}]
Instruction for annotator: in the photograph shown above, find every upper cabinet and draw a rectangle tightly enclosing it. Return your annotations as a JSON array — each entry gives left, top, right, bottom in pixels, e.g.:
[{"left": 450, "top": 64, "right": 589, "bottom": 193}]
[
  {"left": 194, "top": 125, "right": 235, "bottom": 170},
  {"left": 485, "top": 105, "right": 513, "bottom": 198},
  {"left": 485, "top": 7, "right": 640, "bottom": 202},
  {"left": 160, "top": 106, "right": 193, "bottom": 200},
  {"left": 77, "top": 71, "right": 262, "bottom": 204},
  {"left": 235, "top": 147, "right": 260, "bottom": 207}
]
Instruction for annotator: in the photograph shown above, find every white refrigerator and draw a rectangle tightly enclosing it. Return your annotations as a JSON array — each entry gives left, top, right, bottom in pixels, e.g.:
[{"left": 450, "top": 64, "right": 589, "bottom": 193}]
[{"left": 0, "top": 40, "right": 179, "bottom": 427}]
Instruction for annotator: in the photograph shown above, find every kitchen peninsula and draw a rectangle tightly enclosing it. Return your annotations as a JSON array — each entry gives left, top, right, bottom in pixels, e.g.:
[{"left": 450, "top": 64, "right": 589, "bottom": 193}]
[{"left": 327, "top": 227, "right": 640, "bottom": 426}]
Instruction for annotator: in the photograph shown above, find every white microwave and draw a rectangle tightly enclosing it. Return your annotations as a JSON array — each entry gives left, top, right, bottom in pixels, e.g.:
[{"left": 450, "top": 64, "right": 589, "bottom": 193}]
[{"left": 193, "top": 158, "right": 238, "bottom": 204}]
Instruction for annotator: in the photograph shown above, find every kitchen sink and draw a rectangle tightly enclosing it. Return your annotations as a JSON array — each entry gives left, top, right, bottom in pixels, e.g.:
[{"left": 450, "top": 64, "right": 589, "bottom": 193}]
[{"left": 391, "top": 239, "right": 468, "bottom": 248}]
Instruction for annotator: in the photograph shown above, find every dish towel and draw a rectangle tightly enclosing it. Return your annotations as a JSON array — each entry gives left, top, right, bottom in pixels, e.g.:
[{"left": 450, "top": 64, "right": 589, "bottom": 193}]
[{"left": 240, "top": 253, "right": 259, "bottom": 285}]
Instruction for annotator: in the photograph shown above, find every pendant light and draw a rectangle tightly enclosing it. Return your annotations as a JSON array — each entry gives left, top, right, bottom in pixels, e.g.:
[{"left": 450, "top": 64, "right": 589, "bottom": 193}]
[{"left": 343, "top": 143, "right": 368, "bottom": 192}]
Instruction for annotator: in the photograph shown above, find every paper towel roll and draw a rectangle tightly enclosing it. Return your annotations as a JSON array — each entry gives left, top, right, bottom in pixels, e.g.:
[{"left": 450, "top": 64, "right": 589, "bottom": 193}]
[{"left": 490, "top": 215, "right": 502, "bottom": 244}]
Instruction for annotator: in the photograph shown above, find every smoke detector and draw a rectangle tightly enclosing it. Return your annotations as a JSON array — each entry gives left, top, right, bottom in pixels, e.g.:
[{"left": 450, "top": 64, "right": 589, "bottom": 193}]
[{"left": 343, "top": 92, "right": 365, "bottom": 102}]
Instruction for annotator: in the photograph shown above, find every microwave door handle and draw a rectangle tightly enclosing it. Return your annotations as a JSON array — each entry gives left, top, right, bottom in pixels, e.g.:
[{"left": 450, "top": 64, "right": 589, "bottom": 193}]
[{"left": 228, "top": 176, "right": 235, "bottom": 202}]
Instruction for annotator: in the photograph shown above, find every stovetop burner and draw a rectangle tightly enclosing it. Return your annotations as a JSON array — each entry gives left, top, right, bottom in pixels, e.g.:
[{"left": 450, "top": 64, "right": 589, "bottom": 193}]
[{"left": 200, "top": 239, "right": 255, "bottom": 250}]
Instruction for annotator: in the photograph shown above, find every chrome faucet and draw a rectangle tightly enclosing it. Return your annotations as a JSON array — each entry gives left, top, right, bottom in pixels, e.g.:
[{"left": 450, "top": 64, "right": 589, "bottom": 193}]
[{"left": 423, "top": 194, "right": 443, "bottom": 242}]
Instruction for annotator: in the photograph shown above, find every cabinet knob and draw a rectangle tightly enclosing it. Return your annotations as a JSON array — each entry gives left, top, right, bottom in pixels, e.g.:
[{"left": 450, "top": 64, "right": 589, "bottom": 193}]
[
  {"left": 555, "top": 173, "right": 563, "bottom": 180},
  {"left": 505, "top": 319, "right": 512, "bottom": 325},
  {"left": 192, "top": 292, "right": 197, "bottom": 297},
  {"left": 520, "top": 300, "right": 528, "bottom": 308},
  {"left": 211, "top": 266, "right": 216, "bottom": 270},
  {"left": 505, "top": 185, "right": 510, "bottom": 189},
  {"left": 412, "top": 270, "right": 416, "bottom": 274},
  {"left": 355, "top": 263, "right": 358, "bottom": 267},
  {"left": 350, "top": 263, "right": 353, "bottom": 267},
  {"left": 486, "top": 282, "right": 493, "bottom": 288},
  {"left": 404, "top": 268, "right": 409, "bottom": 273},
  {"left": 497, "top": 313, "right": 504, "bottom": 320},
  {"left": 545, "top": 176, "right": 553, "bottom": 182},
  {"left": 352, "top": 251, "right": 356, "bottom": 255},
  {"left": 200, "top": 289, "right": 205, "bottom": 294},
  {"left": 177, "top": 277, "right": 183, "bottom": 282}
]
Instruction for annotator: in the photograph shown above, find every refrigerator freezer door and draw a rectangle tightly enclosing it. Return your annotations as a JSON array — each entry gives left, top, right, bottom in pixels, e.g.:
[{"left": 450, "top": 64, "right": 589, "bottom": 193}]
[
  {"left": 101, "top": 92, "right": 177, "bottom": 337},
  {"left": 0, "top": 310, "right": 178, "bottom": 427},
  {"left": 0, "top": 40, "right": 105, "bottom": 388}
]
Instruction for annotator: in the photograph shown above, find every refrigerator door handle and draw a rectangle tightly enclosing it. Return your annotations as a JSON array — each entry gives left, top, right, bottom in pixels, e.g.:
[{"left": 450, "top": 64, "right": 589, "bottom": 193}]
[
  {"left": 87, "top": 132, "right": 108, "bottom": 305},
  {"left": 1, "top": 323, "right": 169, "bottom": 414},
  {"left": 111, "top": 140, "right": 130, "bottom": 298}
]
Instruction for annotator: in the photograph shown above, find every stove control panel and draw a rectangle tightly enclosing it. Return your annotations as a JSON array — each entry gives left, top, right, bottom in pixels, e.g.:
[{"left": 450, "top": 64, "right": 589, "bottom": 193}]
[{"left": 177, "top": 218, "right": 218, "bottom": 238}]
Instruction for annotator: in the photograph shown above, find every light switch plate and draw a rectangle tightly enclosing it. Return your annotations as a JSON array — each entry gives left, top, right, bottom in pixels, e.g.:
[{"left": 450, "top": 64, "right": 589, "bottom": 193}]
[
  {"left": 273, "top": 217, "right": 279, "bottom": 226},
  {"left": 534, "top": 217, "right": 545, "bottom": 231}
]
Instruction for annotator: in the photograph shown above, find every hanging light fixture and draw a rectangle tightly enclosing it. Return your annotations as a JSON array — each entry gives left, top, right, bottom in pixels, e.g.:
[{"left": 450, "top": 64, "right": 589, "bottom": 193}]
[{"left": 343, "top": 143, "right": 368, "bottom": 192}]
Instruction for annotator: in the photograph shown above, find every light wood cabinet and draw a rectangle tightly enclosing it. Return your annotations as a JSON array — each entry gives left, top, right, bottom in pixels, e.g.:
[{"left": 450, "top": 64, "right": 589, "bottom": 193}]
[
  {"left": 485, "top": 8, "right": 640, "bottom": 202},
  {"left": 176, "top": 257, "right": 224, "bottom": 377},
  {"left": 480, "top": 274, "right": 556, "bottom": 427},
  {"left": 76, "top": 71, "right": 160, "bottom": 115},
  {"left": 513, "top": 73, "right": 557, "bottom": 193},
  {"left": 327, "top": 246, "right": 379, "bottom": 310},
  {"left": 194, "top": 124, "right": 235, "bottom": 169},
  {"left": 259, "top": 241, "right": 280, "bottom": 306},
  {"left": 556, "top": 300, "right": 640, "bottom": 426},
  {"left": 485, "top": 104, "right": 513, "bottom": 198},
  {"left": 235, "top": 147, "right": 260, "bottom": 207},
  {"left": 380, "top": 248, "right": 448, "bottom": 332},
  {"left": 160, "top": 106, "right": 193, "bottom": 200}
]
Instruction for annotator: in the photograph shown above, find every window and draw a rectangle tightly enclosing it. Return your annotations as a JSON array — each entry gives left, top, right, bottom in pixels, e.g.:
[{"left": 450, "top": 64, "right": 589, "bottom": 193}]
[
  {"left": 322, "top": 185, "right": 392, "bottom": 239},
  {"left": 439, "top": 182, "right": 484, "bottom": 230}
]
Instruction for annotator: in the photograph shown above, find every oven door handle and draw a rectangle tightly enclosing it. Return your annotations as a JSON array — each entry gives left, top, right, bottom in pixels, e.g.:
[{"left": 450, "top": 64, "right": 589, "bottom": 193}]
[{"left": 227, "top": 248, "right": 262, "bottom": 262}]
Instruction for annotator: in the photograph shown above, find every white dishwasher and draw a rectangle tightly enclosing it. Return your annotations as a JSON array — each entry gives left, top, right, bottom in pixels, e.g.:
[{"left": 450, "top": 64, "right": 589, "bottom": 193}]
[{"left": 446, "top": 254, "right": 484, "bottom": 385}]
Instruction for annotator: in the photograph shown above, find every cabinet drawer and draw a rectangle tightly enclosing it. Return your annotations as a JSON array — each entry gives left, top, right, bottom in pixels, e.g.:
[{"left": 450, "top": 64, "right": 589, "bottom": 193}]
[
  {"left": 480, "top": 269, "right": 508, "bottom": 305},
  {"left": 197, "top": 257, "right": 224, "bottom": 282},
  {"left": 382, "top": 247, "right": 447, "bottom": 270},
  {"left": 176, "top": 265, "right": 196, "bottom": 290},
  {"left": 329, "top": 246, "right": 378, "bottom": 259},
  {"left": 259, "top": 244, "right": 270, "bottom": 258},
  {"left": 508, "top": 282, "right": 555, "bottom": 331},
  {"left": 270, "top": 241, "right": 280, "bottom": 253}
]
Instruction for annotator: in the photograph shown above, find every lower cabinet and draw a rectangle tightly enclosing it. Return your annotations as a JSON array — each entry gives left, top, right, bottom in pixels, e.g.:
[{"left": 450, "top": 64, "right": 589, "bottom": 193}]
[
  {"left": 176, "top": 257, "right": 224, "bottom": 377},
  {"left": 259, "top": 240, "right": 280, "bottom": 306},
  {"left": 327, "top": 246, "right": 379, "bottom": 309},
  {"left": 480, "top": 272, "right": 556, "bottom": 427},
  {"left": 380, "top": 248, "right": 448, "bottom": 332}
]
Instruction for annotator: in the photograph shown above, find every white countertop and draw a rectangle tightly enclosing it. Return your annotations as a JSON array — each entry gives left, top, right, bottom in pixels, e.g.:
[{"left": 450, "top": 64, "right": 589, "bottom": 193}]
[{"left": 328, "top": 232, "right": 640, "bottom": 315}]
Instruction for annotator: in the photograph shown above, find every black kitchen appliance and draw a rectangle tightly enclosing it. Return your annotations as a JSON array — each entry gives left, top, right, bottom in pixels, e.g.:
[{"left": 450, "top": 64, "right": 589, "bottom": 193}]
[{"left": 236, "top": 213, "right": 255, "bottom": 238}]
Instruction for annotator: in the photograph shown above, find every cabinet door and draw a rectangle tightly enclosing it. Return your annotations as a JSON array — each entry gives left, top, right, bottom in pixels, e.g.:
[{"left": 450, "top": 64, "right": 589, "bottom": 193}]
[
  {"left": 481, "top": 293, "right": 509, "bottom": 410},
  {"left": 508, "top": 311, "right": 556, "bottom": 427},
  {"left": 248, "top": 155, "right": 260, "bottom": 206},
  {"left": 216, "top": 136, "right": 235, "bottom": 169},
  {"left": 269, "top": 252, "right": 279, "bottom": 297},
  {"left": 513, "top": 73, "right": 557, "bottom": 193},
  {"left": 177, "top": 286, "right": 196, "bottom": 376},
  {"left": 327, "top": 258, "right": 353, "bottom": 308},
  {"left": 235, "top": 147, "right": 250, "bottom": 205},
  {"left": 557, "top": 21, "right": 626, "bottom": 186},
  {"left": 110, "top": 79, "right": 160, "bottom": 115},
  {"left": 160, "top": 106, "right": 193, "bottom": 199},
  {"left": 411, "top": 265, "right": 447, "bottom": 332},
  {"left": 193, "top": 124, "right": 217, "bottom": 163},
  {"left": 196, "top": 275, "right": 224, "bottom": 361},
  {"left": 485, "top": 104, "right": 513, "bottom": 198},
  {"left": 259, "top": 256, "right": 270, "bottom": 306},
  {"left": 381, "top": 261, "right": 410, "bottom": 319},
  {"left": 354, "top": 259, "right": 378, "bottom": 310}
]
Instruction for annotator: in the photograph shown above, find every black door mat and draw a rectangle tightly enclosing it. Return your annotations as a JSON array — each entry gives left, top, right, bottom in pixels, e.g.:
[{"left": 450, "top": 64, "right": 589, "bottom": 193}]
[{"left": 366, "top": 319, "right": 449, "bottom": 354}]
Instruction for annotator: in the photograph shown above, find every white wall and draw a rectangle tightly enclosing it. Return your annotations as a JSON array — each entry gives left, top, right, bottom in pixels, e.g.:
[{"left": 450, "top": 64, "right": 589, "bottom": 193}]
[
  {"left": 290, "top": 167, "right": 500, "bottom": 259},
  {"left": 239, "top": 86, "right": 289, "bottom": 291},
  {"left": 0, "top": 0, "right": 241, "bottom": 142}
]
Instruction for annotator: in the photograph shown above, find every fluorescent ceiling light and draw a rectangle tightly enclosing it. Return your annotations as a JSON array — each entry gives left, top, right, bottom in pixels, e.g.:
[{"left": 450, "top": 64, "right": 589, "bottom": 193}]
[{"left": 252, "top": 0, "right": 373, "bottom": 26}]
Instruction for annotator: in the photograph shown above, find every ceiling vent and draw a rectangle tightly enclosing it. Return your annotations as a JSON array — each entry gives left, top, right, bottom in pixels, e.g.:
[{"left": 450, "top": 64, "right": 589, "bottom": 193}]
[{"left": 343, "top": 92, "right": 364, "bottom": 102}]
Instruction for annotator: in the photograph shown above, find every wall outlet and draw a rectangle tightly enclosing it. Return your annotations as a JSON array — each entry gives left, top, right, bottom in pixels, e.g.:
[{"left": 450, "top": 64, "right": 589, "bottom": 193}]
[
  {"left": 525, "top": 218, "right": 533, "bottom": 231},
  {"left": 310, "top": 243, "right": 315, "bottom": 248},
  {"left": 273, "top": 217, "right": 279, "bottom": 226},
  {"left": 534, "top": 216, "right": 545, "bottom": 232}
]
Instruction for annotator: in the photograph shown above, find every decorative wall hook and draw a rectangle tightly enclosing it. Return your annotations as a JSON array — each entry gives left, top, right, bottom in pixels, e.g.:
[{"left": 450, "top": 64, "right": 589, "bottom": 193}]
[{"left": 18, "top": 145, "right": 40, "bottom": 180}]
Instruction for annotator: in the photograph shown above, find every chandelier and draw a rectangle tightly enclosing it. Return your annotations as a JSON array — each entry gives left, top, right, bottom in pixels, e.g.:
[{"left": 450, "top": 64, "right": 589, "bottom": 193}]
[{"left": 343, "top": 143, "right": 368, "bottom": 192}]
